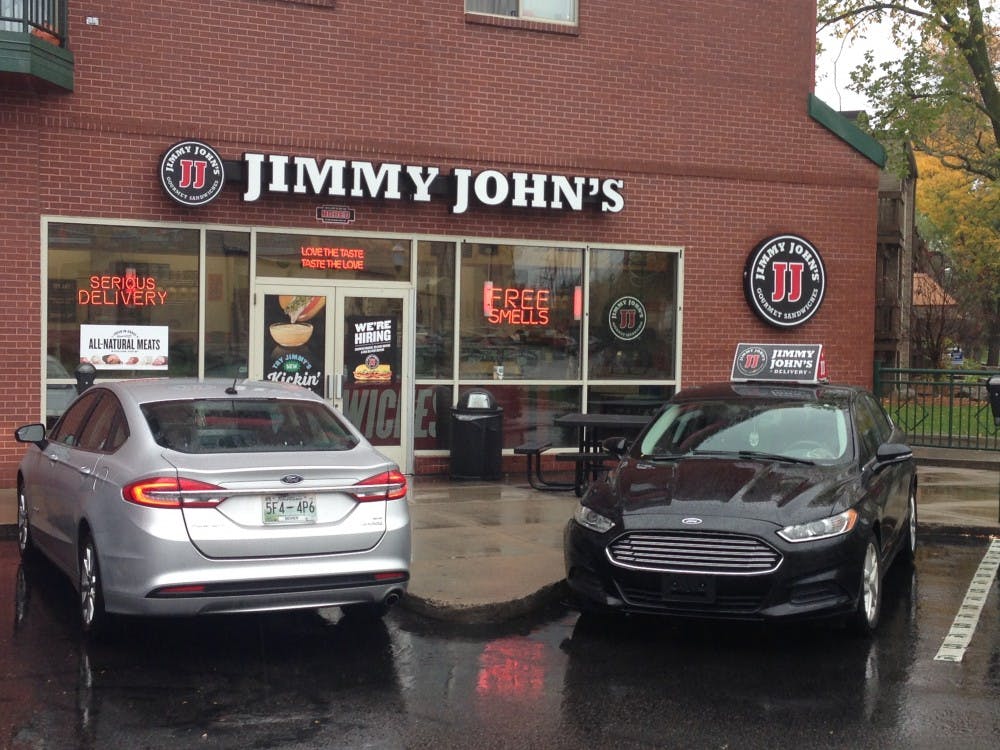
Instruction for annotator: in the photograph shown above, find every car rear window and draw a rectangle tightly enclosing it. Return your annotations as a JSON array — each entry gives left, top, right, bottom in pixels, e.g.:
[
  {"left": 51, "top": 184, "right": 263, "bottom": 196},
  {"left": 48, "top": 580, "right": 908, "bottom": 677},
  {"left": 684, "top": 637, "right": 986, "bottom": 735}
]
[{"left": 141, "top": 398, "right": 360, "bottom": 454}]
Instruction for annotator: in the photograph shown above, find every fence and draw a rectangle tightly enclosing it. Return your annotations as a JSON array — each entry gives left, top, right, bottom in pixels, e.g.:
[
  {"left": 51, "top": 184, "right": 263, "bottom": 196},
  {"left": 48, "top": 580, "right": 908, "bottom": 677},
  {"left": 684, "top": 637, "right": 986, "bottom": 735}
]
[{"left": 874, "top": 365, "right": 1000, "bottom": 450}]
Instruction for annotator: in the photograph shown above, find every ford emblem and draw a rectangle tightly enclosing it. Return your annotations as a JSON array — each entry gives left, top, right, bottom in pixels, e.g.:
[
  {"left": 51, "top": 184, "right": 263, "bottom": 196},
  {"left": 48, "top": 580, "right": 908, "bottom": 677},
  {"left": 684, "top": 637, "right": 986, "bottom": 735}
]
[
  {"left": 281, "top": 474, "right": 304, "bottom": 484},
  {"left": 681, "top": 517, "right": 703, "bottom": 525}
]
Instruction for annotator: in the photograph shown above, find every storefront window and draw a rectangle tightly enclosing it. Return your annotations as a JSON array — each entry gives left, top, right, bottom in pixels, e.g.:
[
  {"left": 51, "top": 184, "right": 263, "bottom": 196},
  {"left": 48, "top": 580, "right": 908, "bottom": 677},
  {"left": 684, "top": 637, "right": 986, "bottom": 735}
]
[
  {"left": 205, "top": 231, "right": 250, "bottom": 377},
  {"left": 256, "top": 232, "right": 411, "bottom": 283},
  {"left": 416, "top": 241, "right": 456, "bottom": 378},
  {"left": 47, "top": 222, "right": 201, "bottom": 379},
  {"left": 586, "top": 385, "right": 673, "bottom": 415},
  {"left": 459, "top": 243, "right": 583, "bottom": 380},
  {"left": 459, "top": 384, "right": 581, "bottom": 449},
  {"left": 588, "top": 249, "right": 677, "bottom": 379}
]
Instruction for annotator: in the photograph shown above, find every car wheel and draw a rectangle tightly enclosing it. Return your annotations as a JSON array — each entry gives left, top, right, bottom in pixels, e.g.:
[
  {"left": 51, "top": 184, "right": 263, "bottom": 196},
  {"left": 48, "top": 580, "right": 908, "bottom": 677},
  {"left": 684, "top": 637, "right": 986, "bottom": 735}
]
[
  {"left": 903, "top": 482, "right": 917, "bottom": 563},
  {"left": 849, "top": 538, "right": 882, "bottom": 635},
  {"left": 79, "top": 534, "right": 110, "bottom": 637},
  {"left": 16, "top": 483, "right": 34, "bottom": 559}
]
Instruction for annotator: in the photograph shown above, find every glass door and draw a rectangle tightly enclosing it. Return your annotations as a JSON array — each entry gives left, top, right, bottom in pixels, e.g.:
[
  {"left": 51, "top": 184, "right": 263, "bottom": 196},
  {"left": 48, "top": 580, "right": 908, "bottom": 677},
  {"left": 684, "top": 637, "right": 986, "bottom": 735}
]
[{"left": 253, "top": 284, "right": 411, "bottom": 470}]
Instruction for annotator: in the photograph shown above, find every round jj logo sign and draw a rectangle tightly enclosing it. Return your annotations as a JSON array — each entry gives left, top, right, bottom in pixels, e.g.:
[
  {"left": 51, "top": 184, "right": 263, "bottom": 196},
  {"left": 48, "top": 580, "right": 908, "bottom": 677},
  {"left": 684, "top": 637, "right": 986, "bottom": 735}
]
[
  {"left": 159, "top": 140, "right": 226, "bottom": 207},
  {"left": 743, "top": 234, "right": 826, "bottom": 328},
  {"left": 608, "top": 296, "right": 647, "bottom": 341}
]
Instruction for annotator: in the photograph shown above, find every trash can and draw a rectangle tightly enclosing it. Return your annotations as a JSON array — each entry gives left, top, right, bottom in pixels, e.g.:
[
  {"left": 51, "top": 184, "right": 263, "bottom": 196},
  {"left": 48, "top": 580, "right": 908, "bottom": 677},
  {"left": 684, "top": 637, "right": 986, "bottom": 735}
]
[{"left": 450, "top": 389, "right": 503, "bottom": 480}]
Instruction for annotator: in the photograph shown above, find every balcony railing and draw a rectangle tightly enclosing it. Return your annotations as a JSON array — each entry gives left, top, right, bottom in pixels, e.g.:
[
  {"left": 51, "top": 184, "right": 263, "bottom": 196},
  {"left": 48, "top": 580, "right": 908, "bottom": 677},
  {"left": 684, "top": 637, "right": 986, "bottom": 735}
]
[{"left": 0, "top": 0, "right": 66, "bottom": 47}]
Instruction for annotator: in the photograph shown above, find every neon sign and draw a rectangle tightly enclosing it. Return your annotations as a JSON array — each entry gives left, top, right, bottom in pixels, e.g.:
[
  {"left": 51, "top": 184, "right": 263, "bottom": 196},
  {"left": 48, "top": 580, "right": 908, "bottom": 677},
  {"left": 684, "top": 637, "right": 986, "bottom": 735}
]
[
  {"left": 483, "top": 283, "right": 550, "bottom": 326},
  {"left": 300, "top": 246, "right": 366, "bottom": 270},
  {"left": 77, "top": 274, "right": 168, "bottom": 306}
]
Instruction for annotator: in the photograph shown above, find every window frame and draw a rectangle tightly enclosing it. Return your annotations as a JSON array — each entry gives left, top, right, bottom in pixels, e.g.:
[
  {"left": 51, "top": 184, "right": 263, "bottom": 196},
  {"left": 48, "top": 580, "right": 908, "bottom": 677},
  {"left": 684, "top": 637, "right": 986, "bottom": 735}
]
[{"left": 465, "top": 0, "right": 578, "bottom": 26}]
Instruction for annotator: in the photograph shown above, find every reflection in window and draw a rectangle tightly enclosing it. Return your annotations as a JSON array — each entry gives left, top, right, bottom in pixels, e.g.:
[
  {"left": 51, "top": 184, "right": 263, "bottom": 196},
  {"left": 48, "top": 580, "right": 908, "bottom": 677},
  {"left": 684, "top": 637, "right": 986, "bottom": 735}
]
[
  {"left": 589, "top": 249, "right": 677, "bottom": 380},
  {"left": 205, "top": 231, "right": 250, "bottom": 378},
  {"left": 416, "top": 241, "right": 456, "bottom": 378},
  {"left": 463, "top": 383, "right": 581, "bottom": 449},
  {"left": 47, "top": 223, "right": 201, "bottom": 378},
  {"left": 466, "top": 0, "right": 577, "bottom": 23},
  {"left": 459, "top": 243, "right": 583, "bottom": 380}
]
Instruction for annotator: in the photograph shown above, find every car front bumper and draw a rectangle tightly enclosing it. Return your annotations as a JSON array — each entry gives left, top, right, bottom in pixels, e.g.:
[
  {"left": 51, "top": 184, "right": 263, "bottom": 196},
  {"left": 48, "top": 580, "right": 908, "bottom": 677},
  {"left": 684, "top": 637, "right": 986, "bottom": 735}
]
[{"left": 563, "top": 518, "right": 868, "bottom": 622}]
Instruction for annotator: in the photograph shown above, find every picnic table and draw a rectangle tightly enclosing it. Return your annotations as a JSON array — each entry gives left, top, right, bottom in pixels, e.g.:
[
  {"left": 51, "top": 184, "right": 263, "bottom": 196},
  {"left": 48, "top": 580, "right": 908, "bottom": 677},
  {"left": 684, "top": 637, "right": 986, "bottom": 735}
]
[{"left": 553, "top": 412, "right": 651, "bottom": 495}]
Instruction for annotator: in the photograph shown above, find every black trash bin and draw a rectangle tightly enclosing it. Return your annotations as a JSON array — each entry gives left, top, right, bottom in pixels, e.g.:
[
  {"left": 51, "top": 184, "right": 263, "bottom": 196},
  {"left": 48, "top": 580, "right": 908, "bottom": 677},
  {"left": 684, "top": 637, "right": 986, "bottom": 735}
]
[{"left": 450, "top": 389, "right": 503, "bottom": 480}]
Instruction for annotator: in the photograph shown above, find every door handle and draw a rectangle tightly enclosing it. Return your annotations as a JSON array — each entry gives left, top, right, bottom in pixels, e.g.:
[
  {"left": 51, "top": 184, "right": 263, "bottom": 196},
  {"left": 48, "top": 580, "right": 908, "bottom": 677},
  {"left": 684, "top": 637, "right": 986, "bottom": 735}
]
[{"left": 334, "top": 372, "right": 344, "bottom": 400}]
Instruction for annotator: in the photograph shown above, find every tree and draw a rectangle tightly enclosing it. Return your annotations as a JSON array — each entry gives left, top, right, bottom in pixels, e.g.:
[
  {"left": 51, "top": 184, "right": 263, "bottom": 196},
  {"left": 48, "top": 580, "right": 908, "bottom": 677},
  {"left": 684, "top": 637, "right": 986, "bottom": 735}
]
[
  {"left": 914, "top": 150, "right": 1000, "bottom": 363},
  {"left": 817, "top": 1, "right": 1000, "bottom": 180}
]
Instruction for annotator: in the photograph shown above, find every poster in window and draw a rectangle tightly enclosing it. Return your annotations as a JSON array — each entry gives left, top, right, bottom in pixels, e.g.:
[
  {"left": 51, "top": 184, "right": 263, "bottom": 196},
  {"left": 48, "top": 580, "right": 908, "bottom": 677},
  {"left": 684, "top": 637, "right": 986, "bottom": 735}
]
[
  {"left": 346, "top": 315, "right": 398, "bottom": 384},
  {"left": 80, "top": 325, "right": 169, "bottom": 369},
  {"left": 262, "top": 294, "right": 327, "bottom": 396}
]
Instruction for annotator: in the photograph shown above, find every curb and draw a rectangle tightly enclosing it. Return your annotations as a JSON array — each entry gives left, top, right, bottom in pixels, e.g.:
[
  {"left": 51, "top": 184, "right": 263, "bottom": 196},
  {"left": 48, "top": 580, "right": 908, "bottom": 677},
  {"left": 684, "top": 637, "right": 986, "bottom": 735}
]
[{"left": 399, "top": 580, "right": 570, "bottom": 625}]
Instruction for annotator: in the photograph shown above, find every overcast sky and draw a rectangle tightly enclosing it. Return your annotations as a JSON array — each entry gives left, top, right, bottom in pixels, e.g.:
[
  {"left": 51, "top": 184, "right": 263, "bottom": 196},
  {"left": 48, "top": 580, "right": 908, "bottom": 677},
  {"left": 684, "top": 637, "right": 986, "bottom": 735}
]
[{"left": 814, "top": 17, "right": 901, "bottom": 112}]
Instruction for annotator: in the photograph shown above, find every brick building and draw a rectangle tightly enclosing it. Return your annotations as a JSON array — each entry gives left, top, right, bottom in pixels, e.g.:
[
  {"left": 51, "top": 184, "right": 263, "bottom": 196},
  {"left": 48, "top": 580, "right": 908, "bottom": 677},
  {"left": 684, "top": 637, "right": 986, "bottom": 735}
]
[{"left": 2, "top": 0, "right": 884, "bottom": 478}]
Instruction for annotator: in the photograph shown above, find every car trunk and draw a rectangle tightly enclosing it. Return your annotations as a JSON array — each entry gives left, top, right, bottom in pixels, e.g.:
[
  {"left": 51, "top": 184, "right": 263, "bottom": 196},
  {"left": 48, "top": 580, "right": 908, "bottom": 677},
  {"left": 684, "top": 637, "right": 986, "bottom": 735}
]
[{"left": 166, "top": 451, "right": 394, "bottom": 559}]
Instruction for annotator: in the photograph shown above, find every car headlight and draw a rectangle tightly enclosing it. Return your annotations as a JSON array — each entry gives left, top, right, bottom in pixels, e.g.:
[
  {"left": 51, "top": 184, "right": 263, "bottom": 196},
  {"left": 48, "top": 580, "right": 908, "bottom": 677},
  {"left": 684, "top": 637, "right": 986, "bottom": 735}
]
[
  {"left": 778, "top": 508, "right": 858, "bottom": 543},
  {"left": 574, "top": 504, "right": 615, "bottom": 533}
]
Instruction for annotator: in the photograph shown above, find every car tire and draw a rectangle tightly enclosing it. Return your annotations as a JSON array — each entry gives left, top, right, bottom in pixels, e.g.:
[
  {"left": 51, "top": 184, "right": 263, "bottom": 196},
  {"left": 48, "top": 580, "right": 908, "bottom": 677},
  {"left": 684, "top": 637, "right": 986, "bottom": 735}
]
[
  {"left": 900, "top": 482, "right": 917, "bottom": 565},
  {"left": 79, "top": 534, "right": 111, "bottom": 638},
  {"left": 16, "top": 482, "right": 35, "bottom": 560},
  {"left": 848, "top": 537, "right": 882, "bottom": 636}
]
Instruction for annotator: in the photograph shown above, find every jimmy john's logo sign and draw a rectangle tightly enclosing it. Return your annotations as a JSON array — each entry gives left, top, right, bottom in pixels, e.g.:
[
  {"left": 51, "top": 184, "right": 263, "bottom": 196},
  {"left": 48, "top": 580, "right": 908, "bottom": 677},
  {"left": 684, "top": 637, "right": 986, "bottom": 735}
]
[
  {"left": 743, "top": 234, "right": 826, "bottom": 328},
  {"left": 158, "top": 140, "right": 624, "bottom": 214},
  {"left": 731, "top": 343, "right": 825, "bottom": 384},
  {"left": 159, "top": 141, "right": 226, "bottom": 207},
  {"left": 608, "top": 296, "right": 646, "bottom": 341}
]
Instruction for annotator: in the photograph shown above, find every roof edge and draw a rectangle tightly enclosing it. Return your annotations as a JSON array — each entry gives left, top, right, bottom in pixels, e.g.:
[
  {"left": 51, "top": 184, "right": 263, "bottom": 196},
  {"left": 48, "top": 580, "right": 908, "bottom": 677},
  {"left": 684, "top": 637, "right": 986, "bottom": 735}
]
[{"left": 808, "top": 94, "right": 886, "bottom": 168}]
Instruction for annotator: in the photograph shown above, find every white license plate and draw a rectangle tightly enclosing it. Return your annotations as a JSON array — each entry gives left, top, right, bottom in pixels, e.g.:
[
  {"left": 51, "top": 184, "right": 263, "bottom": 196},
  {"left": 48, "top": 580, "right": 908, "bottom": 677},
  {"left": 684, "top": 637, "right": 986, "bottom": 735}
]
[{"left": 263, "top": 494, "right": 317, "bottom": 524}]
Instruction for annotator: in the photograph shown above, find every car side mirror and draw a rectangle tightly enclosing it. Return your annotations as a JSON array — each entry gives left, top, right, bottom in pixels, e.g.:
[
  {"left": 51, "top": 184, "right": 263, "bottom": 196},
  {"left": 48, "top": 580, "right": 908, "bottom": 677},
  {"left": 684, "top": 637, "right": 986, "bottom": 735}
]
[
  {"left": 14, "top": 423, "right": 47, "bottom": 447},
  {"left": 874, "top": 442, "right": 912, "bottom": 470},
  {"left": 602, "top": 436, "right": 630, "bottom": 456}
]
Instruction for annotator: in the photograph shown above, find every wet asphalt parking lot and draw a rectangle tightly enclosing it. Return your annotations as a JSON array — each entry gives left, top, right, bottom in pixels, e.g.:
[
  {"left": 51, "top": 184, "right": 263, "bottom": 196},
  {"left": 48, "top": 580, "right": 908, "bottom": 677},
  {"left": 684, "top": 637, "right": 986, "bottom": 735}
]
[{"left": 1, "top": 535, "right": 997, "bottom": 750}]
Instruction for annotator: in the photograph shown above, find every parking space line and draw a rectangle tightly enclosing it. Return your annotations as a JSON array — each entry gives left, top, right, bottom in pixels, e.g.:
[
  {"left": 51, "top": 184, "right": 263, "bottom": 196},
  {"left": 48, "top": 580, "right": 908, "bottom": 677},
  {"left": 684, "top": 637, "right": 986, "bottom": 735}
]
[{"left": 934, "top": 537, "right": 1000, "bottom": 662}]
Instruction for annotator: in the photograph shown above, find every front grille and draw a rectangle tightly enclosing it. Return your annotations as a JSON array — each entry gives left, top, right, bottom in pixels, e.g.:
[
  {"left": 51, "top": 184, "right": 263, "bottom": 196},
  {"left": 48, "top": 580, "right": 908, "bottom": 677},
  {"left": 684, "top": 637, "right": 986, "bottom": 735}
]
[{"left": 607, "top": 531, "right": 782, "bottom": 575}]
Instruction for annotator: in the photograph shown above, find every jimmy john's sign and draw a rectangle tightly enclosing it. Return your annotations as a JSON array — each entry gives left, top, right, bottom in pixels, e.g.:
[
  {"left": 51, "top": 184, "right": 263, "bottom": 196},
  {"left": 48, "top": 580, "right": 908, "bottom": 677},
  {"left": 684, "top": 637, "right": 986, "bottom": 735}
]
[
  {"left": 731, "top": 343, "right": 826, "bottom": 384},
  {"left": 743, "top": 234, "right": 826, "bottom": 328},
  {"left": 159, "top": 140, "right": 625, "bottom": 215}
]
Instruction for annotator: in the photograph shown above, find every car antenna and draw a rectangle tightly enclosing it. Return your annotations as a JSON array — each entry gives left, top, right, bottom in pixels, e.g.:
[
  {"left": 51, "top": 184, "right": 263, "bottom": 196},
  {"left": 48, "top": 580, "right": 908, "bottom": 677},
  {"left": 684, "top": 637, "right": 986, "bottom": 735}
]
[{"left": 225, "top": 366, "right": 248, "bottom": 395}]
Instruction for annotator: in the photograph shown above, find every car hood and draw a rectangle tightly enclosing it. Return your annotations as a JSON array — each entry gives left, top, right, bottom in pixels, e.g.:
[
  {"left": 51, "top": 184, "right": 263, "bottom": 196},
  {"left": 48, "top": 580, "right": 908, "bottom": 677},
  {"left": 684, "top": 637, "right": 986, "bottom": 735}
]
[{"left": 594, "top": 455, "right": 855, "bottom": 527}]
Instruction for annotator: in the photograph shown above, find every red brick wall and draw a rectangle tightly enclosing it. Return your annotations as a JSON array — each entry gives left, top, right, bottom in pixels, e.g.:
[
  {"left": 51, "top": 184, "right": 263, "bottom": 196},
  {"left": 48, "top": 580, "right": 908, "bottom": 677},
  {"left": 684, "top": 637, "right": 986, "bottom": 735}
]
[
  {"left": 0, "top": 0, "right": 878, "bottom": 480},
  {"left": 1, "top": 99, "right": 44, "bottom": 481}
]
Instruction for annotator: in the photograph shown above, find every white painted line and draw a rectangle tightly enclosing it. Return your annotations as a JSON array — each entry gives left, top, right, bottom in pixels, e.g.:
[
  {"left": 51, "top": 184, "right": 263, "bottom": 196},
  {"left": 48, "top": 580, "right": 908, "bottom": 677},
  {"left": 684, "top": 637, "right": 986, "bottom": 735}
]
[{"left": 935, "top": 537, "right": 1000, "bottom": 662}]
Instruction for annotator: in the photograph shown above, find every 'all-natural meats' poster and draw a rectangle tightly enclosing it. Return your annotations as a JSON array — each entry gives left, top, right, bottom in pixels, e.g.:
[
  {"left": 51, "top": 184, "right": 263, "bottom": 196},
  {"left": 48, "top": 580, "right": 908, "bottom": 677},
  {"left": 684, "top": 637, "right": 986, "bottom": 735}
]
[
  {"left": 80, "top": 325, "right": 169, "bottom": 370},
  {"left": 346, "top": 315, "right": 398, "bottom": 384},
  {"left": 263, "top": 294, "right": 327, "bottom": 396}
]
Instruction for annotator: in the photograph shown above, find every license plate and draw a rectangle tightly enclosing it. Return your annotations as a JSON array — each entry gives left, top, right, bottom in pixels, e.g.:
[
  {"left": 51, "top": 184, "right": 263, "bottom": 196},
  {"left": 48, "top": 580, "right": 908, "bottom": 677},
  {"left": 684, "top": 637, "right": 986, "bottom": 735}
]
[
  {"left": 661, "top": 573, "right": 716, "bottom": 603},
  {"left": 263, "top": 494, "right": 317, "bottom": 524}
]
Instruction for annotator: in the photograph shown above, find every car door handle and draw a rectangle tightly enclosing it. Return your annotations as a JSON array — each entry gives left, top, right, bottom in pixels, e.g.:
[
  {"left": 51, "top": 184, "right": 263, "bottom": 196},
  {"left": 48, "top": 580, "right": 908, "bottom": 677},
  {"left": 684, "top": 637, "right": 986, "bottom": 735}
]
[{"left": 78, "top": 466, "right": 92, "bottom": 476}]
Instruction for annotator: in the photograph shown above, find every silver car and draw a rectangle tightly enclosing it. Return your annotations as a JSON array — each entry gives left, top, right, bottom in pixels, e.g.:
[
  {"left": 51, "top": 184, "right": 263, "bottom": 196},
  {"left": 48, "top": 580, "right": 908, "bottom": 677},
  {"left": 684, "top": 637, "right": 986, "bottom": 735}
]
[{"left": 15, "top": 378, "right": 411, "bottom": 636}]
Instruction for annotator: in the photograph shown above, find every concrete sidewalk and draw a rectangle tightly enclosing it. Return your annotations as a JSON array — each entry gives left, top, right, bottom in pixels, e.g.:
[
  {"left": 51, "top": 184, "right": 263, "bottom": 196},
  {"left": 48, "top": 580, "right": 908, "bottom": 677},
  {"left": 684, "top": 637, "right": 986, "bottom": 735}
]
[{"left": 1, "top": 447, "right": 998, "bottom": 623}]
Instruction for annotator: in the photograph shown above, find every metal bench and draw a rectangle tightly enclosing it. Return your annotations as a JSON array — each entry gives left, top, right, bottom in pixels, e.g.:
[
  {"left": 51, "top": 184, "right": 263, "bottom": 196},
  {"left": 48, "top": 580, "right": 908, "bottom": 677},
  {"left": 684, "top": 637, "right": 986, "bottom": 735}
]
[
  {"left": 554, "top": 451, "right": 617, "bottom": 496},
  {"left": 513, "top": 441, "right": 574, "bottom": 491}
]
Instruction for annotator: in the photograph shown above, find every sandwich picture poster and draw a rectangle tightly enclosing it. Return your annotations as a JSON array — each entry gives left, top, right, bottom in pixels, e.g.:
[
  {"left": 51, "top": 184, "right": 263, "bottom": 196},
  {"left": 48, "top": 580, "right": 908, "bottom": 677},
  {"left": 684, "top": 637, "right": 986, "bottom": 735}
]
[
  {"left": 347, "top": 315, "right": 398, "bottom": 384},
  {"left": 262, "top": 293, "right": 327, "bottom": 397}
]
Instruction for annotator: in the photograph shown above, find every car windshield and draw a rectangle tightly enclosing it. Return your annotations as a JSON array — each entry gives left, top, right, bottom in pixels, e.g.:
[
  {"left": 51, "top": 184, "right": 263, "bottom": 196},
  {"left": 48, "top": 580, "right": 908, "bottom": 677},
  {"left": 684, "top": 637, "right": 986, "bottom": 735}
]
[
  {"left": 142, "top": 398, "right": 360, "bottom": 454},
  {"left": 638, "top": 399, "right": 850, "bottom": 463}
]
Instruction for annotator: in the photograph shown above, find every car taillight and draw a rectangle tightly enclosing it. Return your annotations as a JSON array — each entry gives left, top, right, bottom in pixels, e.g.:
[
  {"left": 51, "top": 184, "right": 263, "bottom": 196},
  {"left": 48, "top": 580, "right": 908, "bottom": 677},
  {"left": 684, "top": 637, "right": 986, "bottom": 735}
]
[
  {"left": 352, "top": 470, "right": 408, "bottom": 502},
  {"left": 122, "top": 477, "right": 227, "bottom": 508}
]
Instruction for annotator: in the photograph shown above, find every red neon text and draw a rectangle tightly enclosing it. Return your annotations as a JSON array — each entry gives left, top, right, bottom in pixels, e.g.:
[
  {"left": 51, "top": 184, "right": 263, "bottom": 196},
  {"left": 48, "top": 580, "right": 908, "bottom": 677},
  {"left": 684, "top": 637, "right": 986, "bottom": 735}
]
[{"left": 485, "top": 286, "right": 550, "bottom": 326}]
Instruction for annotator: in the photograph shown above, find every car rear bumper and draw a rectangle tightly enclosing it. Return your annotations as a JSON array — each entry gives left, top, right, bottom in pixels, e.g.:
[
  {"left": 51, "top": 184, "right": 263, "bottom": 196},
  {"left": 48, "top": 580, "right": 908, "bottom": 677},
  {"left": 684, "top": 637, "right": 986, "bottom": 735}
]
[{"left": 99, "top": 525, "right": 411, "bottom": 617}]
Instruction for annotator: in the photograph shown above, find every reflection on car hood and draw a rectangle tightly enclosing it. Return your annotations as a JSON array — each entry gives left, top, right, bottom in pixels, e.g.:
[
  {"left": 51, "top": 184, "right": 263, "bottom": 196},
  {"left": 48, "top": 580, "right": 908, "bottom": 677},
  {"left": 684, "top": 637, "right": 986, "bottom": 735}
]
[{"left": 606, "top": 455, "right": 853, "bottom": 526}]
